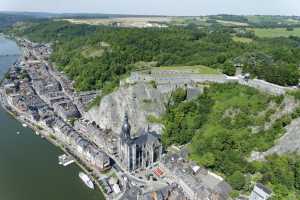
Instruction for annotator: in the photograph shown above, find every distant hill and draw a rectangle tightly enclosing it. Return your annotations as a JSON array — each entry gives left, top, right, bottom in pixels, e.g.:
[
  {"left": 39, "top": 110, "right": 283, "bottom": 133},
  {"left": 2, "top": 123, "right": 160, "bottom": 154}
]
[
  {"left": 0, "top": 12, "right": 50, "bottom": 30},
  {"left": 2, "top": 11, "right": 300, "bottom": 30}
]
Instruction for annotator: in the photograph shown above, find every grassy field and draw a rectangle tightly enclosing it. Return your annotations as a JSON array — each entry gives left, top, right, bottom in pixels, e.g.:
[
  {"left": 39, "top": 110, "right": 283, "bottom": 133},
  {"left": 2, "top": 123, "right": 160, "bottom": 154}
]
[
  {"left": 232, "top": 36, "right": 253, "bottom": 43},
  {"left": 81, "top": 47, "right": 104, "bottom": 58},
  {"left": 216, "top": 20, "right": 249, "bottom": 27},
  {"left": 154, "top": 65, "right": 222, "bottom": 74},
  {"left": 247, "top": 16, "right": 300, "bottom": 25},
  {"left": 252, "top": 28, "right": 300, "bottom": 38},
  {"left": 81, "top": 42, "right": 111, "bottom": 58}
]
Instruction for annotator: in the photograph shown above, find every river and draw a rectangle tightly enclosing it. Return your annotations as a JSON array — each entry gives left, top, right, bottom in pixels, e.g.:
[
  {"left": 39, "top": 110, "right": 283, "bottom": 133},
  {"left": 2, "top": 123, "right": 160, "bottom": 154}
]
[{"left": 0, "top": 36, "right": 104, "bottom": 200}]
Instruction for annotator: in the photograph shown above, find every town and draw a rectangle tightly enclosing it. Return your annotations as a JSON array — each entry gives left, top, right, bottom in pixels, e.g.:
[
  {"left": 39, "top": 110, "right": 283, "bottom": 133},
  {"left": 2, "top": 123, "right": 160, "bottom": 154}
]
[{"left": 0, "top": 38, "right": 274, "bottom": 200}]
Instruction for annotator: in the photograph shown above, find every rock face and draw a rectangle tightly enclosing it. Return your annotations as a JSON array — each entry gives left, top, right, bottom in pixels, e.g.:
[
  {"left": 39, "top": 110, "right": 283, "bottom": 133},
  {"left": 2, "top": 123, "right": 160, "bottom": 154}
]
[
  {"left": 250, "top": 96, "right": 300, "bottom": 161},
  {"left": 251, "top": 117, "right": 300, "bottom": 161},
  {"left": 262, "top": 118, "right": 300, "bottom": 157},
  {"left": 264, "top": 96, "right": 299, "bottom": 130},
  {"left": 84, "top": 82, "right": 172, "bottom": 136}
]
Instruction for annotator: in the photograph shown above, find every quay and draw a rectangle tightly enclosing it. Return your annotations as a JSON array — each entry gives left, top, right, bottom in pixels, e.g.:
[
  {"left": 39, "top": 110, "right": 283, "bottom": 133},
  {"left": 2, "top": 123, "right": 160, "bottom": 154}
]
[{"left": 58, "top": 154, "right": 75, "bottom": 166}]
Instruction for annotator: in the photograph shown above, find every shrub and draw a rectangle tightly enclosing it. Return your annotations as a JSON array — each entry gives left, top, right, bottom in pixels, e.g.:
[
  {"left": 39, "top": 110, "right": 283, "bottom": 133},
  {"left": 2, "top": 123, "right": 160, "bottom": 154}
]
[{"left": 227, "top": 171, "right": 246, "bottom": 190}]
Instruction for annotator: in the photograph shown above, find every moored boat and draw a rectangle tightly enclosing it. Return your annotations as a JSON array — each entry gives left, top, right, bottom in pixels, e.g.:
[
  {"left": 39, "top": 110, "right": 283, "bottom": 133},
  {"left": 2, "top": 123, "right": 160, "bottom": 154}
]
[{"left": 79, "top": 172, "right": 94, "bottom": 190}]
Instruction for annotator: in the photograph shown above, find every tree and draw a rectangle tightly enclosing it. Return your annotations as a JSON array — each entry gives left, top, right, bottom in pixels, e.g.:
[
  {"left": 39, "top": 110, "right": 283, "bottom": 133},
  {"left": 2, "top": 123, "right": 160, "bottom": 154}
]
[
  {"left": 227, "top": 171, "right": 246, "bottom": 190},
  {"left": 200, "top": 152, "right": 216, "bottom": 168},
  {"left": 169, "top": 88, "right": 187, "bottom": 106},
  {"left": 223, "top": 64, "right": 236, "bottom": 76},
  {"left": 294, "top": 160, "right": 300, "bottom": 190}
]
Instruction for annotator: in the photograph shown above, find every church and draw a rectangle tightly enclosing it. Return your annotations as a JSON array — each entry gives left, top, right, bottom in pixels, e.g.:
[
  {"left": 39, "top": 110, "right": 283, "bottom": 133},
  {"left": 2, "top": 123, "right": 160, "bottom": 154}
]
[{"left": 118, "top": 113, "right": 163, "bottom": 171}]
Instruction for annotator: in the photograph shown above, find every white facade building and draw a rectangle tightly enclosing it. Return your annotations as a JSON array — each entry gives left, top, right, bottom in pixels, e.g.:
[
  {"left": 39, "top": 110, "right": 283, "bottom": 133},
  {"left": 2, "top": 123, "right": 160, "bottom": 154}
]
[{"left": 249, "top": 183, "right": 272, "bottom": 200}]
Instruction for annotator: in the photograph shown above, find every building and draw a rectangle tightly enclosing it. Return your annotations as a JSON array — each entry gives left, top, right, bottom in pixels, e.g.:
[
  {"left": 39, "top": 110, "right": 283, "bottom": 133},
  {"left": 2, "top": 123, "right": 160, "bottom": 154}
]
[
  {"left": 160, "top": 152, "right": 232, "bottom": 200},
  {"left": 118, "top": 113, "right": 162, "bottom": 171},
  {"left": 138, "top": 183, "right": 187, "bottom": 200},
  {"left": 74, "top": 119, "right": 107, "bottom": 148},
  {"left": 249, "top": 183, "right": 272, "bottom": 200},
  {"left": 53, "top": 101, "right": 81, "bottom": 121},
  {"left": 51, "top": 117, "right": 110, "bottom": 171}
]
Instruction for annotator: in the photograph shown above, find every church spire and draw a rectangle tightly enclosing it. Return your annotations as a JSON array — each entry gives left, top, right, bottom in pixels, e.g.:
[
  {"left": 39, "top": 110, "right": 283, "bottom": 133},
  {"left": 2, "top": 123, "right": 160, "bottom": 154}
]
[
  {"left": 122, "top": 112, "right": 131, "bottom": 139},
  {"left": 146, "top": 124, "right": 150, "bottom": 133}
]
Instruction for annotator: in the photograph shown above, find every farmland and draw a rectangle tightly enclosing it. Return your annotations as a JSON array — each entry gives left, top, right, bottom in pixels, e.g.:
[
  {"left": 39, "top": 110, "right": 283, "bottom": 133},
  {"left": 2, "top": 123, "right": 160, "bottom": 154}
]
[
  {"left": 252, "top": 28, "right": 300, "bottom": 38},
  {"left": 62, "top": 17, "right": 171, "bottom": 28}
]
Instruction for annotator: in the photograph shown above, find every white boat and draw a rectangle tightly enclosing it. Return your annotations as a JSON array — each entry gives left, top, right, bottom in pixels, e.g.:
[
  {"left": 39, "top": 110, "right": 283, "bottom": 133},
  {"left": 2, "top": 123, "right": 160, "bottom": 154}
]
[
  {"left": 58, "top": 154, "right": 75, "bottom": 166},
  {"left": 16, "top": 131, "right": 20, "bottom": 135},
  {"left": 79, "top": 172, "right": 94, "bottom": 190},
  {"left": 22, "top": 123, "right": 28, "bottom": 127}
]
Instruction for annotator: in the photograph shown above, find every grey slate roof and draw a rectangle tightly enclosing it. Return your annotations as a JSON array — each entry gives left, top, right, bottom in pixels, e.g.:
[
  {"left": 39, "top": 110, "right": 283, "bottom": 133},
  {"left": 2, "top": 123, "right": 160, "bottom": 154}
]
[{"left": 256, "top": 183, "right": 272, "bottom": 195}]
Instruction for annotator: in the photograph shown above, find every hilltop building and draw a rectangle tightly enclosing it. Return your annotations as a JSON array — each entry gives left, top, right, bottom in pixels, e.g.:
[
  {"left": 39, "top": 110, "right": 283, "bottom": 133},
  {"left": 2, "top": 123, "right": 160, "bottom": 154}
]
[{"left": 118, "top": 113, "right": 162, "bottom": 171}]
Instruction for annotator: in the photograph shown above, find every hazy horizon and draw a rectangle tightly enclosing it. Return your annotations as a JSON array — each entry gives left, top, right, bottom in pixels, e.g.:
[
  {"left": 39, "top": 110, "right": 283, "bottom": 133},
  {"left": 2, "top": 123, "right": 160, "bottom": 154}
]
[{"left": 0, "top": 0, "right": 300, "bottom": 16}]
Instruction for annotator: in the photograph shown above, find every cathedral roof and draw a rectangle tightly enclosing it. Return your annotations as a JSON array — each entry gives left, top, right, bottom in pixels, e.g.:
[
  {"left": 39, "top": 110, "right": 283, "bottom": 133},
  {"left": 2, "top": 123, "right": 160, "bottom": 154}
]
[{"left": 131, "top": 129, "right": 160, "bottom": 146}]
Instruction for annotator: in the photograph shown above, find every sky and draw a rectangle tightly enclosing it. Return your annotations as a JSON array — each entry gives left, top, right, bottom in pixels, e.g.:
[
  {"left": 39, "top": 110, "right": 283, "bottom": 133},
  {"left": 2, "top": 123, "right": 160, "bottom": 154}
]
[{"left": 0, "top": 0, "right": 300, "bottom": 16}]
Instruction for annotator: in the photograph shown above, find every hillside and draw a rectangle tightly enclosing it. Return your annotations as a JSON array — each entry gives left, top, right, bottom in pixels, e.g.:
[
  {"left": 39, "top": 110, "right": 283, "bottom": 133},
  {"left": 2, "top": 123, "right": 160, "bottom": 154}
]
[
  {"left": 8, "top": 20, "right": 300, "bottom": 98},
  {"left": 162, "top": 83, "right": 300, "bottom": 199},
  {"left": 5, "top": 15, "right": 300, "bottom": 199}
]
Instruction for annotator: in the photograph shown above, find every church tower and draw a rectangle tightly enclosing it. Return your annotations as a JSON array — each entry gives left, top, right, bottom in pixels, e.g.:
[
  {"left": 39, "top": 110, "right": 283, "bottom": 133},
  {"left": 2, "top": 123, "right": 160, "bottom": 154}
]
[
  {"left": 119, "top": 112, "right": 132, "bottom": 171},
  {"left": 118, "top": 112, "right": 162, "bottom": 171}
]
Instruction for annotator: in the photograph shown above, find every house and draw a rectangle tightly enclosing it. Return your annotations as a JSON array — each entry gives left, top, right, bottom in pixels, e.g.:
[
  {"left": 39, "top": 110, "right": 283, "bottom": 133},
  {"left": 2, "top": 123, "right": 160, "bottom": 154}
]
[
  {"left": 160, "top": 153, "right": 232, "bottom": 200},
  {"left": 53, "top": 101, "right": 81, "bottom": 121},
  {"left": 249, "top": 183, "right": 272, "bottom": 200}
]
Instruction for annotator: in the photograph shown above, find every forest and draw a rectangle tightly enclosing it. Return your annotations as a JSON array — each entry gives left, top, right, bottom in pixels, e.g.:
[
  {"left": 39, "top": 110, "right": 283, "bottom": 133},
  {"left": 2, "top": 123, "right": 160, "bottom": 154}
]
[
  {"left": 9, "top": 20, "right": 300, "bottom": 95},
  {"left": 162, "top": 84, "right": 300, "bottom": 199}
]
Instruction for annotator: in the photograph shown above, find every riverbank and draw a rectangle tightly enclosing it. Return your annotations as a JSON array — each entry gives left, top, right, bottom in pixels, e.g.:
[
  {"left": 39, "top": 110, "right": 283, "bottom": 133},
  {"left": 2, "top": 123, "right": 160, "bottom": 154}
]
[
  {"left": 0, "top": 89, "right": 106, "bottom": 196},
  {"left": 0, "top": 36, "right": 104, "bottom": 200},
  {"left": 0, "top": 36, "right": 134, "bottom": 199},
  {"left": 0, "top": 36, "right": 106, "bottom": 200},
  {"left": 1, "top": 69, "right": 108, "bottom": 198}
]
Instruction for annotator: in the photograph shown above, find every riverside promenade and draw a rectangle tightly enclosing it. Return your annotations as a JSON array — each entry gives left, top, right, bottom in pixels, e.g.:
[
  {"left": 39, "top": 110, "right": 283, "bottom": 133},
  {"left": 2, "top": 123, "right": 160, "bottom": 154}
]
[
  {"left": 0, "top": 35, "right": 104, "bottom": 200},
  {"left": 0, "top": 38, "right": 109, "bottom": 199}
]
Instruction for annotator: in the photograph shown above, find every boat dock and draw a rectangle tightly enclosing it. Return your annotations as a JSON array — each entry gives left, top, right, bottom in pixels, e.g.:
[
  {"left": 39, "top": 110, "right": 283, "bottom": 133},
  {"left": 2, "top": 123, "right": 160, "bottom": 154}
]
[{"left": 58, "top": 154, "right": 75, "bottom": 167}]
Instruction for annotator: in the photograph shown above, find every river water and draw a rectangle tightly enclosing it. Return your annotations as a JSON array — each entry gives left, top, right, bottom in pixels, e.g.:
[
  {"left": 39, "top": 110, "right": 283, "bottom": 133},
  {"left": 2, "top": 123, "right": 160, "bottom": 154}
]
[{"left": 0, "top": 36, "right": 104, "bottom": 200}]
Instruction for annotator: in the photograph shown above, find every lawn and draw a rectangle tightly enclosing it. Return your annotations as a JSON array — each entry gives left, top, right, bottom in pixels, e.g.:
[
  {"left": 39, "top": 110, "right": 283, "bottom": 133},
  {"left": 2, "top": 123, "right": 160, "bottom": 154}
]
[
  {"left": 232, "top": 36, "right": 253, "bottom": 43},
  {"left": 81, "top": 47, "right": 104, "bottom": 58},
  {"left": 252, "top": 28, "right": 300, "bottom": 38},
  {"left": 154, "top": 65, "right": 222, "bottom": 74}
]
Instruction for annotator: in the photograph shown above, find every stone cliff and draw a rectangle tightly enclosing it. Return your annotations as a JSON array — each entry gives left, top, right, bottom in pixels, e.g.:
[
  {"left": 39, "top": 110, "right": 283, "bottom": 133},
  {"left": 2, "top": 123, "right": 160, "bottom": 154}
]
[
  {"left": 84, "top": 70, "right": 295, "bottom": 141},
  {"left": 250, "top": 96, "right": 300, "bottom": 161},
  {"left": 84, "top": 82, "right": 171, "bottom": 136},
  {"left": 84, "top": 77, "right": 203, "bottom": 136}
]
